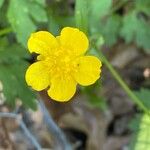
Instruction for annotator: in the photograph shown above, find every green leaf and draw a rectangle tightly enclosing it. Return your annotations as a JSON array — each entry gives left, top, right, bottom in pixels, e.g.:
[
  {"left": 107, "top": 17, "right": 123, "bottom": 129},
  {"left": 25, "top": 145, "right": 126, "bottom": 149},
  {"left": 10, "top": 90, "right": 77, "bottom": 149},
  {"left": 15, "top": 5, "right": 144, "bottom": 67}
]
[
  {"left": 0, "top": 44, "right": 29, "bottom": 64},
  {"left": 135, "top": 20, "right": 150, "bottom": 53},
  {"left": 136, "top": 0, "right": 150, "bottom": 16},
  {"left": 7, "top": 0, "right": 47, "bottom": 47},
  {"left": 120, "top": 11, "right": 150, "bottom": 52},
  {"left": 34, "top": 0, "right": 46, "bottom": 6},
  {"left": 0, "top": 44, "right": 37, "bottom": 110},
  {"left": 11, "top": 63, "right": 37, "bottom": 110},
  {"left": 0, "top": 66, "right": 17, "bottom": 106},
  {"left": 89, "top": 0, "right": 112, "bottom": 33},
  {"left": 48, "top": 14, "right": 75, "bottom": 35},
  {"left": 88, "top": 95, "right": 107, "bottom": 111},
  {"left": 75, "top": 0, "right": 112, "bottom": 35},
  {"left": 75, "top": 0, "right": 89, "bottom": 33},
  {"left": 129, "top": 113, "right": 150, "bottom": 150},
  {"left": 90, "top": 0, "right": 112, "bottom": 19},
  {"left": 100, "top": 15, "right": 121, "bottom": 46},
  {"left": 134, "top": 88, "right": 150, "bottom": 109},
  {"left": 48, "top": 6, "right": 75, "bottom": 36},
  {"left": 7, "top": 0, "right": 36, "bottom": 47},
  {"left": 0, "top": 0, "right": 4, "bottom": 8},
  {"left": 28, "top": 2, "right": 47, "bottom": 22},
  {"left": 0, "top": 37, "right": 9, "bottom": 49},
  {"left": 120, "top": 12, "right": 137, "bottom": 43},
  {"left": 0, "top": 63, "right": 37, "bottom": 110},
  {"left": 81, "top": 81, "right": 107, "bottom": 110},
  {"left": 48, "top": 14, "right": 60, "bottom": 36}
]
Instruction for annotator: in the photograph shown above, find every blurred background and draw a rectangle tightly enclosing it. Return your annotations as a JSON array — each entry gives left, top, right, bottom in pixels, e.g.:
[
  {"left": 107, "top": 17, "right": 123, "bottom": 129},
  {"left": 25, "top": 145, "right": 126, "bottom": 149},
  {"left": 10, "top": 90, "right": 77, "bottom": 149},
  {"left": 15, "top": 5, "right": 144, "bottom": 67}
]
[{"left": 0, "top": 0, "right": 150, "bottom": 149}]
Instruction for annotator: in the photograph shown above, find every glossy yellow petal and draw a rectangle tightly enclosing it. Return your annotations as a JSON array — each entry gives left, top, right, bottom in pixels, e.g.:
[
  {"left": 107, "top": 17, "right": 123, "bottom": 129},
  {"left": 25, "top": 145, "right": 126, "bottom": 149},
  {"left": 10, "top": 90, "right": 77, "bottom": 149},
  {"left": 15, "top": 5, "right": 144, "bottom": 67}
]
[
  {"left": 28, "top": 31, "right": 58, "bottom": 55},
  {"left": 74, "top": 56, "right": 102, "bottom": 86},
  {"left": 59, "top": 27, "right": 89, "bottom": 56},
  {"left": 48, "top": 76, "right": 77, "bottom": 102},
  {"left": 25, "top": 61, "right": 50, "bottom": 91}
]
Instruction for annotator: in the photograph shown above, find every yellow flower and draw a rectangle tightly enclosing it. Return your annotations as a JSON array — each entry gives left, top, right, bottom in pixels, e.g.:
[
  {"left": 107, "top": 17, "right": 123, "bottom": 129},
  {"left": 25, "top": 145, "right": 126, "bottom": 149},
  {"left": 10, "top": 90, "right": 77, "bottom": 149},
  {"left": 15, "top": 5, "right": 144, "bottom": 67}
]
[{"left": 25, "top": 27, "right": 102, "bottom": 102}]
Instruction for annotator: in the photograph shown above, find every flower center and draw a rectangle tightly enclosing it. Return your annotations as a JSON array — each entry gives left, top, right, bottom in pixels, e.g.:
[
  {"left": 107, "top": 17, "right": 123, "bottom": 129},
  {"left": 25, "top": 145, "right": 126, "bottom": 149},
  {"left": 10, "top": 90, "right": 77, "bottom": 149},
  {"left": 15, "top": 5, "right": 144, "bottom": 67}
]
[{"left": 48, "top": 49, "right": 78, "bottom": 77}]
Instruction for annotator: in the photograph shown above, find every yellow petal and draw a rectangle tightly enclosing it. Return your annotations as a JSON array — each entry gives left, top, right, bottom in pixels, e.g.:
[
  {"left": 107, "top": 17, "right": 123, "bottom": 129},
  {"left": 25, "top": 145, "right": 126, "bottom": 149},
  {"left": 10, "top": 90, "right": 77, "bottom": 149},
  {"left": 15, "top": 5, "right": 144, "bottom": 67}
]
[
  {"left": 48, "top": 76, "right": 77, "bottom": 102},
  {"left": 25, "top": 61, "right": 50, "bottom": 91},
  {"left": 59, "top": 27, "right": 89, "bottom": 56},
  {"left": 28, "top": 31, "right": 58, "bottom": 55},
  {"left": 74, "top": 56, "right": 102, "bottom": 86}
]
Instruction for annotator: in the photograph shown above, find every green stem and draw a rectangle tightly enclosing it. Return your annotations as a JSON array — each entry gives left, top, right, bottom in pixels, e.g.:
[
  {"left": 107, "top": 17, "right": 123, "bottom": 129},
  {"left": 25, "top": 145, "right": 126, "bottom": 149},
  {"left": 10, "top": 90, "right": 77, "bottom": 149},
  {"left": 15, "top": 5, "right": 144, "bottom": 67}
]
[
  {"left": 0, "top": 27, "right": 12, "bottom": 36},
  {"left": 97, "top": 49, "right": 149, "bottom": 114}
]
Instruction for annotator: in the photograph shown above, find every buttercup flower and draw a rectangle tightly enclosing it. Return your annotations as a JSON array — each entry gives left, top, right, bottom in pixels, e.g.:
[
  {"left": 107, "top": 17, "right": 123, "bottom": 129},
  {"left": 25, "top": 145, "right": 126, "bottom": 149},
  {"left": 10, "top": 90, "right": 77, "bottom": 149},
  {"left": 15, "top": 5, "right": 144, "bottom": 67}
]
[{"left": 25, "top": 27, "right": 102, "bottom": 102}]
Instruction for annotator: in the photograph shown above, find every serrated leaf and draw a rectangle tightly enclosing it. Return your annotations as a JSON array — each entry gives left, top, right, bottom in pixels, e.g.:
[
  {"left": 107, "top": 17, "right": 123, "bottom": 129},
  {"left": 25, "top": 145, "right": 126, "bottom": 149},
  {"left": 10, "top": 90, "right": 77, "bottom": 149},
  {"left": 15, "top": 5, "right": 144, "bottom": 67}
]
[
  {"left": 120, "top": 12, "right": 137, "bottom": 43},
  {"left": 0, "top": 63, "right": 37, "bottom": 110},
  {"left": 129, "top": 114, "right": 150, "bottom": 150},
  {"left": 0, "top": 44, "right": 29, "bottom": 63},
  {"left": 0, "top": 44, "right": 37, "bottom": 110},
  {"left": 134, "top": 88, "right": 150, "bottom": 109},
  {"left": 89, "top": 0, "right": 112, "bottom": 33},
  {"left": 100, "top": 15, "right": 121, "bottom": 46},
  {"left": 120, "top": 11, "right": 150, "bottom": 52},
  {"left": 11, "top": 63, "right": 37, "bottom": 110},
  {"left": 0, "top": 66, "right": 17, "bottom": 105},
  {"left": 135, "top": 20, "right": 150, "bottom": 53},
  {"left": 7, "top": 0, "right": 47, "bottom": 47}
]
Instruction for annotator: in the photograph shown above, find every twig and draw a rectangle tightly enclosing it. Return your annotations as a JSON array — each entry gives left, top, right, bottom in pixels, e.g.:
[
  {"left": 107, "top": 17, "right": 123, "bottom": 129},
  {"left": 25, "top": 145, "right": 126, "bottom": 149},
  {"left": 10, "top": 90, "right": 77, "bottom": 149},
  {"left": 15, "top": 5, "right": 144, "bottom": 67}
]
[
  {"left": 0, "top": 112, "right": 42, "bottom": 150},
  {"left": 38, "top": 99, "right": 72, "bottom": 150}
]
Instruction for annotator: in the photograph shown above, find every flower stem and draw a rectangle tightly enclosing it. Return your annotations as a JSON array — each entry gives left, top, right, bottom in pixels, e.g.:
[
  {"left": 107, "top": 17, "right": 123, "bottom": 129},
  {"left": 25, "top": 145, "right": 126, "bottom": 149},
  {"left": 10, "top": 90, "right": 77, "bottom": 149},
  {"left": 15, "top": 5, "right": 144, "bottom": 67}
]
[
  {"left": 0, "top": 27, "right": 12, "bottom": 36},
  {"left": 97, "top": 49, "right": 149, "bottom": 115}
]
